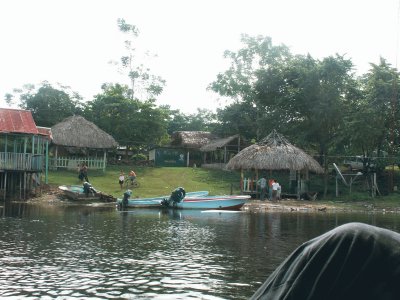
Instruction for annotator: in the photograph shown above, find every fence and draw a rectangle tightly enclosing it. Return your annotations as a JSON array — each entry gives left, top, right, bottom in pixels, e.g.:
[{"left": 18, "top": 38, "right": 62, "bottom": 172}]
[{"left": 50, "top": 157, "right": 106, "bottom": 171}]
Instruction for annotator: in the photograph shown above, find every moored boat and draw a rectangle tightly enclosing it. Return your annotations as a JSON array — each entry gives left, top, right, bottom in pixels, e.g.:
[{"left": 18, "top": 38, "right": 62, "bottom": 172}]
[
  {"left": 58, "top": 184, "right": 115, "bottom": 202},
  {"left": 117, "top": 187, "right": 249, "bottom": 211},
  {"left": 169, "top": 195, "right": 250, "bottom": 210},
  {"left": 116, "top": 190, "right": 209, "bottom": 208}
]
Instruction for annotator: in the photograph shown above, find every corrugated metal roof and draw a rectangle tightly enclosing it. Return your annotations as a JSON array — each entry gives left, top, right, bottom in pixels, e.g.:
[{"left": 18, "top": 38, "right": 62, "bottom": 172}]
[
  {"left": 200, "top": 134, "right": 240, "bottom": 152},
  {"left": 37, "top": 126, "right": 53, "bottom": 140},
  {"left": 0, "top": 108, "right": 39, "bottom": 134}
]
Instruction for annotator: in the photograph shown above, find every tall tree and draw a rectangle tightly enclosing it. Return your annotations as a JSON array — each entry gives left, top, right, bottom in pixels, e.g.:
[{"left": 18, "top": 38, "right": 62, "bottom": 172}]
[
  {"left": 85, "top": 83, "right": 169, "bottom": 152},
  {"left": 111, "top": 18, "right": 166, "bottom": 100},
  {"left": 344, "top": 58, "right": 400, "bottom": 165},
  {"left": 209, "top": 34, "right": 292, "bottom": 140},
  {"left": 214, "top": 102, "right": 258, "bottom": 141}
]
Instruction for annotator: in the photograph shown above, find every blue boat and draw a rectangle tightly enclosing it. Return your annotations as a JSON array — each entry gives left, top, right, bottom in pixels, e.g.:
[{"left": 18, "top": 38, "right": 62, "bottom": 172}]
[
  {"left": 116, "top": 190, "right": 209, "bottom": 208},
  {"left": 117, "top": 187, "right": 249, "bottom": 211},
  {"left": 169, "top": 195, "right": 250, "bottom": 210}
]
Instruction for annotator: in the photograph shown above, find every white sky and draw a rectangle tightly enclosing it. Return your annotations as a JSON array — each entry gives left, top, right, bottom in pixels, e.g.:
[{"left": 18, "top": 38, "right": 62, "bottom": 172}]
[{"left": 1, "top": 0, "right": 400, "bottom": 114}]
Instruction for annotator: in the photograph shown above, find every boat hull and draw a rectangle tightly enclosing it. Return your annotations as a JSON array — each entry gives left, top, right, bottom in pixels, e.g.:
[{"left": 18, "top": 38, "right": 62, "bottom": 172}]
[
  {"left": 117, "top": 193, "right": 249, "bottom": 211},
  {"left": 175, "top": 195, "right": 250, "bottom": 210},
  {"left": 58, "top": 185, "right": 113, "bottom": 202},
  {"left": 116, "top": 191, "right": 209, "bottom": 208}
]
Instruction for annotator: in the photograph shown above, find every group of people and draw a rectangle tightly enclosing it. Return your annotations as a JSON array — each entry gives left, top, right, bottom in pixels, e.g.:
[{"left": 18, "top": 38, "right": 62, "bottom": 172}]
[
  {"left": 118, "top": 169, "right": 137, "bottom": 190},
  {"left": 257, "top": 177, "right": 281, "bottom": 201},
  {"left": 77, "top": 163, "right": 138, "bottom": 191}
]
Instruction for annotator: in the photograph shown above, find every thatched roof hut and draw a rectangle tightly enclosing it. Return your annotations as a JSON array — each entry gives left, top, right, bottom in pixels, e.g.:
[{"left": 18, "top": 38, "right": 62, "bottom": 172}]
[
  {"left": 51, "top": 115, "right": 118, "bottom": 149},
  {"left": 50, "top": 115, "right": 118, "bottom": 171},
  {"left": 200, "top": 134, "right": 240, "bottom": 152},
  {"left": 226, "top": 130, "right": 323, "bottom": 173},
  {"left": 227, "top": 130, "right": 323, "bottom": 199},
  {"left": 170, "top": 131, "right": 217, "bottom": 149}
]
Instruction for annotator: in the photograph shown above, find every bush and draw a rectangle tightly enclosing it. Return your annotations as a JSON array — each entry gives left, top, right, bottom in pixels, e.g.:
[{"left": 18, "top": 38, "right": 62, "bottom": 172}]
[{"left": 131, "top": 153, "right": 147, "bottom": 161}]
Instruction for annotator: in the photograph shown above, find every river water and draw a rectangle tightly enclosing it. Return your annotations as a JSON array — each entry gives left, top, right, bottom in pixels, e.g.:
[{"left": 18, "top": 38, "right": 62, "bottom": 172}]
[{"left": 1, "top": 202, "right": 400, "bottom": 299}]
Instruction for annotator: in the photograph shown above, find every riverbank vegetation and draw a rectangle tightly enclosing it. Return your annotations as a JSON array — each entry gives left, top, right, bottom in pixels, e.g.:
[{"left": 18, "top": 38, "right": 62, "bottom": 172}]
[
  {"left": 6, "top": 20, "right": 400, "bottom": 197},
  {"left": 47, "top": 165, "right": 400, "bottom": 212}
]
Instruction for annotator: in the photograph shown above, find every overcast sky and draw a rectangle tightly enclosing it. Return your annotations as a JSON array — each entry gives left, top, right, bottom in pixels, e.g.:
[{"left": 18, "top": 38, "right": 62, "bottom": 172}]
[{"left": 1, "top": 0, "right": 400, "bottom": 113}]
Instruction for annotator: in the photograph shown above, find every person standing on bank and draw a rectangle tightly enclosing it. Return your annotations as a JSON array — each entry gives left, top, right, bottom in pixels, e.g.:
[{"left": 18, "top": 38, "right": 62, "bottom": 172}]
[
  {"left": 276, "top": 181, "right": 282, "bottom": 200},
  {"left": 118, "top": 171, "right": 125, "bottom": 190},
  {"left": 257, "top": 176, "right": 267, "bottom": 201},
  {"left": 272, "top": 179, "right": 279, "bottom": 201},
  {"left": 82, "top": 164, "right": 89, "bottom": 182},
  {"left": 129, "top": 170, "right": 137, "bottom": 185}
]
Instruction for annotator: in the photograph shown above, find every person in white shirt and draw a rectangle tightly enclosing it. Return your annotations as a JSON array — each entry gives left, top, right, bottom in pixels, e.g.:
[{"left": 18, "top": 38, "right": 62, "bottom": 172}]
[
  {"left": 118, "top": 171, "right": 125, "bottom": 190},
  {"left": 272, "top": 180, "right": 280, "bottom": 201},
  {"left": 276, "top": 181, "right": 281, "bottom": 200}
]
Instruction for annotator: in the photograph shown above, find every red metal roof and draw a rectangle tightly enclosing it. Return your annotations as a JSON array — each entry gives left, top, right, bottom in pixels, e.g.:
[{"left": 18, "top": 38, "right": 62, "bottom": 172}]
[
  {"left": 37, "top": 126, "right": 53, "bottom": 140},
  {"left": 0, "top": 108, "right": 39, "bottom": 134}
]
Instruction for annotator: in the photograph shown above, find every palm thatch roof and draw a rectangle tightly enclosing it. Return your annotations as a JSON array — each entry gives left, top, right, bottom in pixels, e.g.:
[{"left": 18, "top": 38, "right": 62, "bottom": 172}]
[
  {"left": 200, "top": 134, "right": 240, "bottom": 152},
  {"left": 51, "top": 115, "right": 118, "bottom": 149},
  {"left": 170, "top": 131, "right": 218, "bottom": 149},
  {"left": 226, "top": 130, "right": 323, "bottom": 173}
]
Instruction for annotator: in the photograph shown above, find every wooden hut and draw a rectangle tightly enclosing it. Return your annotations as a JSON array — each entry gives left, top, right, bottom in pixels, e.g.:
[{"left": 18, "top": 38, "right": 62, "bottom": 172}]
[
  {"left": 226, "top": 130, "right": 323, "bottom": 199},
  {"left": 200, "top": 134, "right": 246, "bottom": 169},
  {"left": 50, "top": 115, "right": 118, "bottom": 171},
  {"left": 168, "top": 131, "right": 218, "bottom": 167},
  {"left": 0, "top": 108, "right": 51, "bottom": 202}
]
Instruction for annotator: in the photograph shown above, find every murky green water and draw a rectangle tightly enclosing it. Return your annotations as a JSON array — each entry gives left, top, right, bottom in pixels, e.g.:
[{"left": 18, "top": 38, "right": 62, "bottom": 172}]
[{"left": 1, "top": 202, "right": 400, "bottom": 299}]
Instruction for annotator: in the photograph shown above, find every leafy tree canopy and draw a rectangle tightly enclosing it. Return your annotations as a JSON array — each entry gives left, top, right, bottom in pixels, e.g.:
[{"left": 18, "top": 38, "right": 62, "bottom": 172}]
[{"left": 8, "top": 82, "right": 84, "bottom": 127}]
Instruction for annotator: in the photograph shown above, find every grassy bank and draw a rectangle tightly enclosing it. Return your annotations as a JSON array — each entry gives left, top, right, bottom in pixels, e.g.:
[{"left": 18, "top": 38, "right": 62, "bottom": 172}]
[
  {"left": 48, "top": 165, "right": 242, "bottom": 199},
  {"left": 47, "top": 165, "right": 400, "bottom": 211}
]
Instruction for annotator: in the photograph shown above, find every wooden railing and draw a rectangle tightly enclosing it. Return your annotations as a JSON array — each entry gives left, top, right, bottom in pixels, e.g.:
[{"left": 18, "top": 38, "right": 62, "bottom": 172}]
[
  {"left": 0, "top": 153, "right": 44, "bottom": 171},
  {"left": 50, "top": 157, "right": 106, "bottom": 171}
]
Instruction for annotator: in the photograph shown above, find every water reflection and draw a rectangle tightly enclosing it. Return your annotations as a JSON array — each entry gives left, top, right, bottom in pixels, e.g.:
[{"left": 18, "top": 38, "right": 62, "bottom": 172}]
[{"left": 1, "top": 203, "right": 400, "bottom": 299}]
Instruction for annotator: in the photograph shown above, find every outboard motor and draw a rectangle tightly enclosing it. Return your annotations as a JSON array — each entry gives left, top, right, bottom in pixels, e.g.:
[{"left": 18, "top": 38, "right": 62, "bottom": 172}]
[
  {"left": 83, "top": 181, "right": 93, "bottom": 197},
  {"left": 161, "top": 187, "right": 186, "bottom": 208},
  {"left": 121, "top": 189, "right": 132, "bottom": 209}
]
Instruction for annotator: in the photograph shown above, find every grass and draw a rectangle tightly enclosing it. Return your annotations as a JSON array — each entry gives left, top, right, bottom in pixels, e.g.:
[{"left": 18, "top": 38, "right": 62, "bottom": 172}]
[{"left": 48, "top": 165, "right": 243, "bottom": 198}]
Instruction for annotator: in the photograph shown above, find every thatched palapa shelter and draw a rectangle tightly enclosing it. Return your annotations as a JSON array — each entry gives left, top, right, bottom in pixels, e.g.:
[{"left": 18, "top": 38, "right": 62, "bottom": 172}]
[
  {"left": 226, "top": 130, "right": 323, "bottom": 198},
  {"left": 170, "top": 131, "right": 217, "bottom": 148},
  {"left": 200, "top": 134, "right": 245, "bottom": 168},
  {"left": 169, "top": 131, "right": 218, "bottom": 166},
  {"left": 51, "top": 115, "right": 118, "bottom": 171}
]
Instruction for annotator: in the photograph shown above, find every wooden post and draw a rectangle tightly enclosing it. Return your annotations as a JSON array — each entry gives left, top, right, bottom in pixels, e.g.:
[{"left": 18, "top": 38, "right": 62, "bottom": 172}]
[
  {"left": 45, "top": 140, "right": 49, "bottom": 184},
  {"left": 224, "top": 146, "right": 227, "bottom": 163},
  {"left": 103, "top": 150, "right": 107, "bottom": 172},
  {"left": 256, "top": 169, "right": 259, "bottom": 199},
  {"left": 240, "top": 169, "right": 244, "bottom": 194},
  {"left": 336, "top": 176, "right": 339, "bottom": 197},
  {"left": 55, "top": 145, "right": 58, "bottom": 170},
  {"left": 3, "top": 171, "right": 6, "bottom": 202},
  {"left": 297, "top": 171, "right": 301, "bottom": 199}
]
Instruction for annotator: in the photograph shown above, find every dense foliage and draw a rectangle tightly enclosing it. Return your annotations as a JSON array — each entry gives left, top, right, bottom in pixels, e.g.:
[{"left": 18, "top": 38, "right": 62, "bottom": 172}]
[{"left": 4, "top": 32, "right": 400, "bottom": 176}]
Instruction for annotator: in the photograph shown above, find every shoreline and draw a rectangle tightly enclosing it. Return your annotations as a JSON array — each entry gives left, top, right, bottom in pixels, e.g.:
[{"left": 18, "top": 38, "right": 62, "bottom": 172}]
[
  {"left": 25, "top": 184, "right": 400, "bottom": 214},
  {"left": 243, "top": 199, "right": 400, "bottom": 214}
]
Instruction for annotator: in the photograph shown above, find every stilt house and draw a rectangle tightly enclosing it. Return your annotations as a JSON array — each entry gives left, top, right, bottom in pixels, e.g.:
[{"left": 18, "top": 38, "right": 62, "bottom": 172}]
[{"left": 0, "top": 108, "right": 51, "bottom": 201}]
